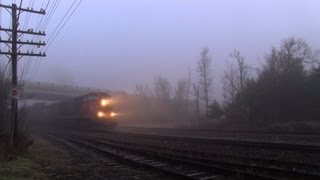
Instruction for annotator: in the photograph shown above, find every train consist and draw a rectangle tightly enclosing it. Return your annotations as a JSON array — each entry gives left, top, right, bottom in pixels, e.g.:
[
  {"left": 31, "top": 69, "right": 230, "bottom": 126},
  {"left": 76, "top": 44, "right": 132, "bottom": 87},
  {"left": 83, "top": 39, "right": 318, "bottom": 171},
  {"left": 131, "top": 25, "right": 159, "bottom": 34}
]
[{"left": 47, "top": 92, "right": 117, "bottom": 128}]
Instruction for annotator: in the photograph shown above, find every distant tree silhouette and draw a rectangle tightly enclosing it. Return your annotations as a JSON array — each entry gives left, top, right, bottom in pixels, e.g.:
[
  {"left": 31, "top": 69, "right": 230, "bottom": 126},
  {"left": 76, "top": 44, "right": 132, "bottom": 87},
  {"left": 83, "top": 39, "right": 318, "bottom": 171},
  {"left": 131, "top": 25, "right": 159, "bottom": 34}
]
[{"left": 197, "top": 47, "right": 213, "bottom": 118}]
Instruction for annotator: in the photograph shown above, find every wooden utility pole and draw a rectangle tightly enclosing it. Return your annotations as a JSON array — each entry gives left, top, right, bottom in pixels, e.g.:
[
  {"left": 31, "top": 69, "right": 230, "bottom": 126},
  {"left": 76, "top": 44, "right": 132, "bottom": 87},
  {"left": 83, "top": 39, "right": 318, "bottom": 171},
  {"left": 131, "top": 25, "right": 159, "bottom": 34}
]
[{"left": 0, "top": 3, "right": 46, "bottom": 145}]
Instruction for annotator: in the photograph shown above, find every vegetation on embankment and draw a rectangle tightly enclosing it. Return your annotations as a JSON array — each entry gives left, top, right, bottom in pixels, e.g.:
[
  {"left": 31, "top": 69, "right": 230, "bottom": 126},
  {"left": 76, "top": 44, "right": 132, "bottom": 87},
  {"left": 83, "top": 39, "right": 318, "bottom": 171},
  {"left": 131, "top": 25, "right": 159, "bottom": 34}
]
[{"left": 0, "top": 137, "right": 70, "bottom": 180}]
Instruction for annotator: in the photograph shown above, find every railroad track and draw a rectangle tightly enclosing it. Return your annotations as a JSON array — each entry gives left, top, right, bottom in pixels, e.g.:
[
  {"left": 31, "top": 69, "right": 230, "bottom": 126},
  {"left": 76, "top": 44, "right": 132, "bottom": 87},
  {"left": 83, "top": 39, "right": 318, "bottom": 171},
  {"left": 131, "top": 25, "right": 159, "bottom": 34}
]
[
  {"left": 117, "top": 126, "right": 320, "bottom": 136},
  {"left": 44, "top": 131, "right": 227, "bottom": 180},
  {"left": 45, "top": 129, "right": 320, "bottom": 179},
  {"left": 111, "top": 126, "right": 320, "bottom": 146},
  {"left": 83, "top": 134, "right": 320, "bottom": 180}
]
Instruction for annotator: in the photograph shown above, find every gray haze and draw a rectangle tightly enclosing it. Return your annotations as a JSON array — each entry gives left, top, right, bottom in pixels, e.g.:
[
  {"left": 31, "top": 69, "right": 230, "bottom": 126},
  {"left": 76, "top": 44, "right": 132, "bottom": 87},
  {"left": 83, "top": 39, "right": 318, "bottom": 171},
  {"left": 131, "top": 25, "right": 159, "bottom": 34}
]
[{"left": 1, "top": 0, "right": 320, "bottom": 101}]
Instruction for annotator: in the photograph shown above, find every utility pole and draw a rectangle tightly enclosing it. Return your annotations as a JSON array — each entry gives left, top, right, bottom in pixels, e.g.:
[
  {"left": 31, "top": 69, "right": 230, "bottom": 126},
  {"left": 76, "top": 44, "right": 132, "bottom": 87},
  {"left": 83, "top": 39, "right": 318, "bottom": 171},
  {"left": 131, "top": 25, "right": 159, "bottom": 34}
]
[{"left": 0, "top": 3, "right": 46, "bottom": 145}]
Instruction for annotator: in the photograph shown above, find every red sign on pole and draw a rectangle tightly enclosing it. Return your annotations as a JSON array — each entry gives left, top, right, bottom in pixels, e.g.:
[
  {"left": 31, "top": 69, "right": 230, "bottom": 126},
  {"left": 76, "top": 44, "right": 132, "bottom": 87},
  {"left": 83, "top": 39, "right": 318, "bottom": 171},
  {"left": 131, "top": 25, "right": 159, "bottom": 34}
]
[{"left": 9, "top": 87, "right": 19, "bottom": 99}]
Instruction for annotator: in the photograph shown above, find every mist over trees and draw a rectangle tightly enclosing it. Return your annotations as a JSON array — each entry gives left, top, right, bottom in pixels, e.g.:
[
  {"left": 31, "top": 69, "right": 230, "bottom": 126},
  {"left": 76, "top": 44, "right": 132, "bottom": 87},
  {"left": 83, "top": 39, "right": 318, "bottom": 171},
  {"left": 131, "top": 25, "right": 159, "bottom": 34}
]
[
  {"left": 224, "top": 37, "right": 320, "bottom": 130},
  {"left": 128, "top": 37, "right": 320, "bottom": 131}
]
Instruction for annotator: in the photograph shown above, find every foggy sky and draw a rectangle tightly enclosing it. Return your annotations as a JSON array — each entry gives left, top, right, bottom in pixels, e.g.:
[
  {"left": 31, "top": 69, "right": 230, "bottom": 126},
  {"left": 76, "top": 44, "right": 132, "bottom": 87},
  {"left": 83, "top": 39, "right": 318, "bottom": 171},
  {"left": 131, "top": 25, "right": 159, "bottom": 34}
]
[{"left": 1, "top": 0, "right": 320, "bottom": 101}]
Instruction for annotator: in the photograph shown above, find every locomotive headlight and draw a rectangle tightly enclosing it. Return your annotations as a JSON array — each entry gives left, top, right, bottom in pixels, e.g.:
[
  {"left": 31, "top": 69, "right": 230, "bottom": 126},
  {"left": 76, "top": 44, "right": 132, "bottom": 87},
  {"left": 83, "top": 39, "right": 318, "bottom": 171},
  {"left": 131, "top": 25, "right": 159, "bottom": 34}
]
[
  {"left": 110, "top": 112, "right": 117, "bottom": 117},
  {"left": 97, "top": 111, "right": 105, "bottom": 118},
  {"left": 100, "top": 99, "right": 109, "bottom": 106}
]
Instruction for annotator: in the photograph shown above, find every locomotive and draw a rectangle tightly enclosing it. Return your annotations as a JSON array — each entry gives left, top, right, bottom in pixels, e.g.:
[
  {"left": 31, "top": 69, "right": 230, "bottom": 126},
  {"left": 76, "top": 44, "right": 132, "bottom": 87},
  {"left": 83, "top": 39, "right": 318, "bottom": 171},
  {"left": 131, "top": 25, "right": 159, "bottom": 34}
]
[{"left": 47, "top": 92, "right": 117, "bottom": 128}]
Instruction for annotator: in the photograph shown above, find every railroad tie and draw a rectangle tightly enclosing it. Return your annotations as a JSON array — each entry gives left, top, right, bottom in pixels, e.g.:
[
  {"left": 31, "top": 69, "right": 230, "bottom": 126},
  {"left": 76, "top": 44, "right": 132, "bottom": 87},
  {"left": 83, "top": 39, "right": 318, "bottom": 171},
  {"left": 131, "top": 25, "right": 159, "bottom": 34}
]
[
  {"left": 150, "top": 162, "right": 166, "bottom": 166},
  {"left": 113, "top": 165, "right": 124, "bottom": 168},
  {"left": 138, "top": 159, "right": 153, "bottom": 163},
  {"left": 152, "top": 163, "right": 167, "bottom": 167},
  {"left": 187, "top": 172, "right": 206, "bottom": 177},
  {"left": 125, "top": 155, "right": 135, "bottom": 159},
  {"left": 106, "top": 162, "right": 119, "bottom": 166},
  {"left": 200, "top": 175, "right": 220, "bottom": 180},
  {"left": 146, "top": 161, "right": 161, "bottom": 165},
  {"left": 132, "top": 157, "right": 144, "bottom": 161}
]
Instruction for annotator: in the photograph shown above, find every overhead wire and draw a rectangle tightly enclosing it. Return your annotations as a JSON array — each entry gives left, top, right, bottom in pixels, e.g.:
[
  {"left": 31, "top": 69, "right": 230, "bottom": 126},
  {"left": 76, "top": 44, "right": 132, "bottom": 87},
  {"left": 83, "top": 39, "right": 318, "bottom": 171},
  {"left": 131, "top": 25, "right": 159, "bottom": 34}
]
[
  {"left": 44, "top": 0, "right": 77, "bottom": 47},
  {"left": 0, "top": 0, "right": 84, "bottom": 81},
  {"left": 27, "top": 0, "right": 58, "bottom": 78},
  {"left": 44, "top": 0, "right": 83, "bottom": 52},
  {"left": 18, "top": 0, "right": 46, "bottom": 81},
  {"left": 30, "top": 0, "right": 82, "bottom": 80},
  {"left": 31, "top": 0, "right": 79, "bottom": 80},
  {"left": 25, "top": 0, "right": 49, "bottom": 80},
  {"left": 22, "top": 0, "right": 33, "bottom": 31},
  {"left": 41, "top": 0, "right": 59, "bottom": 30}
]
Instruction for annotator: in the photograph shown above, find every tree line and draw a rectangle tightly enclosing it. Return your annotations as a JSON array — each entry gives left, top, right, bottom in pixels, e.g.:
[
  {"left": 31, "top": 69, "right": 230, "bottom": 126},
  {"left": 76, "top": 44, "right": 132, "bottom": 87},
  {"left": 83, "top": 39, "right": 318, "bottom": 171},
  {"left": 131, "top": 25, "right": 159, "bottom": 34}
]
[
  {"left": 222, "top": 37, "right": 320, "bottom": 129},
  {"left": 131, "top": 37, "right": 320, "bottom": 130}
]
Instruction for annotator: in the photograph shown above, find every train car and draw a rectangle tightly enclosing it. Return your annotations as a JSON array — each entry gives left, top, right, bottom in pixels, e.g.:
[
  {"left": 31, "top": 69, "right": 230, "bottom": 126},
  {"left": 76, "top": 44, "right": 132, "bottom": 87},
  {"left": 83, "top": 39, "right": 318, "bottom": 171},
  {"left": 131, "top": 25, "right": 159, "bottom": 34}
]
[{"left": 46, "top": 92, "right": 117, "bottom": 129}]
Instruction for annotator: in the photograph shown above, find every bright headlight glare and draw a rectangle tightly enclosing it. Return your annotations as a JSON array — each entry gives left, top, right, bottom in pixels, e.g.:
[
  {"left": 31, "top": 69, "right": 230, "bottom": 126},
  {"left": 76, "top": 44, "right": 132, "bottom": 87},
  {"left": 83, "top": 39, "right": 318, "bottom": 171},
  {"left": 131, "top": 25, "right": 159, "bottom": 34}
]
[
  {"left": 110, "top": 112, "right": 117, "bottom": 117},
  {"left": 100, "top": 99, "right": 109, "bottom": 106},
  {"left": 97, "top": 111, "right": 105, "bottom": 117}
]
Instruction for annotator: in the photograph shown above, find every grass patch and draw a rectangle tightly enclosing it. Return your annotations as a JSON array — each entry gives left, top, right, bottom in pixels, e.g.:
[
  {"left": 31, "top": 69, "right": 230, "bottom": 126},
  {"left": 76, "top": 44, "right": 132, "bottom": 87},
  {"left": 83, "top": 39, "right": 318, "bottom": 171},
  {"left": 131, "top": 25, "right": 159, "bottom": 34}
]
[{"left": 0, "top": 137, "right": 70, "bottom": 180}]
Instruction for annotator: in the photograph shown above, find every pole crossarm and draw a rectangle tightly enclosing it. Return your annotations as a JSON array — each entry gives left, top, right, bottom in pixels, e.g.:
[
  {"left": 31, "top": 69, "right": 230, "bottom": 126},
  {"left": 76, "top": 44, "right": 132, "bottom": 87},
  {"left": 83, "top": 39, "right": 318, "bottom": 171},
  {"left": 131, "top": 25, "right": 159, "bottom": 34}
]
[
  {"left": 0, "top": 51, "right": 46, "bottom": 57},
  {"left": 0, "top": 27, "right": 46, "bottom": 36},
  {"left": 0, "top": 39, "right": 46, "bottom": 46},
  {"left": 0, "top": 4, "right": 45, "bottom": 14}
]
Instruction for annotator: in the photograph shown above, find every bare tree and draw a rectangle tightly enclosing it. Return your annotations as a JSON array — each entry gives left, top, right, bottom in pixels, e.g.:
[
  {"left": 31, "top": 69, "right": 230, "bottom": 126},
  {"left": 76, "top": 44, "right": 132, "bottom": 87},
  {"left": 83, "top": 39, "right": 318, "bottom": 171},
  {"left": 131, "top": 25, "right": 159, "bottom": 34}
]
[
  {"left": 175, "top": 79, "right": 188, "bottom": 102},
  {"left": 135, "top": 83, "right": 153, "bottom": 97},
  {"left": 153, "top": 75, "right": 173, "bottom": 126},
  {"left": 186, "top": 68, "right": 192, "bottom": 123},
  {"left": 0, "top": 63, "right": 10, "bottom": 133},
  {"left": 154, "top": 75, "right": 172, "bottom": 101},
  {"left": 174, "top": 79, "right": 188, "bottom": 126},
  {"left": 193, "top": 83, "right": 200, "bottom": 123},
  {"left": 197, "top": 47, "right": 213, "bottom": 117},
  {"left": 230, "top": 50, "right": 248, "bottom": 90},
  {"left": 222, "top": 50, "right": 249, "bottom": 105}
]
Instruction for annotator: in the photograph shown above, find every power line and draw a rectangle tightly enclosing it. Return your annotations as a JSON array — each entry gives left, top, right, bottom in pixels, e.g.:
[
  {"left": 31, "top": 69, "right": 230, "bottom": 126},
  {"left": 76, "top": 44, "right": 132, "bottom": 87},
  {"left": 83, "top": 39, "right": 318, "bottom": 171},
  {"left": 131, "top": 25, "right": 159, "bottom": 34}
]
[
  {"left": 45, "top": 0, "right": 82, "bottom": 52},
  {"left": 45, "top": 0, "right": 77, "bottom": 45},
  {"left": 33, "top": 0, "right": 83, "bottom": 81},
  {"left": 27, "top": 0, "right": 59, "bottom": 78},
  {"left": 41, "top": 0, "right": 59, "bottom": 30}
]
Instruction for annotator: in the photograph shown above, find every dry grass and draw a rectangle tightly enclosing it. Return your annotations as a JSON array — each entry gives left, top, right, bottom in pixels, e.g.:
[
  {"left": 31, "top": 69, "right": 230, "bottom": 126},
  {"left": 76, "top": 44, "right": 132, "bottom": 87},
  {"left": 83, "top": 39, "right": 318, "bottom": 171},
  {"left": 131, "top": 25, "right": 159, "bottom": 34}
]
[{"left": 0, "top": 137, "right": 70, "bottom": 180}]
